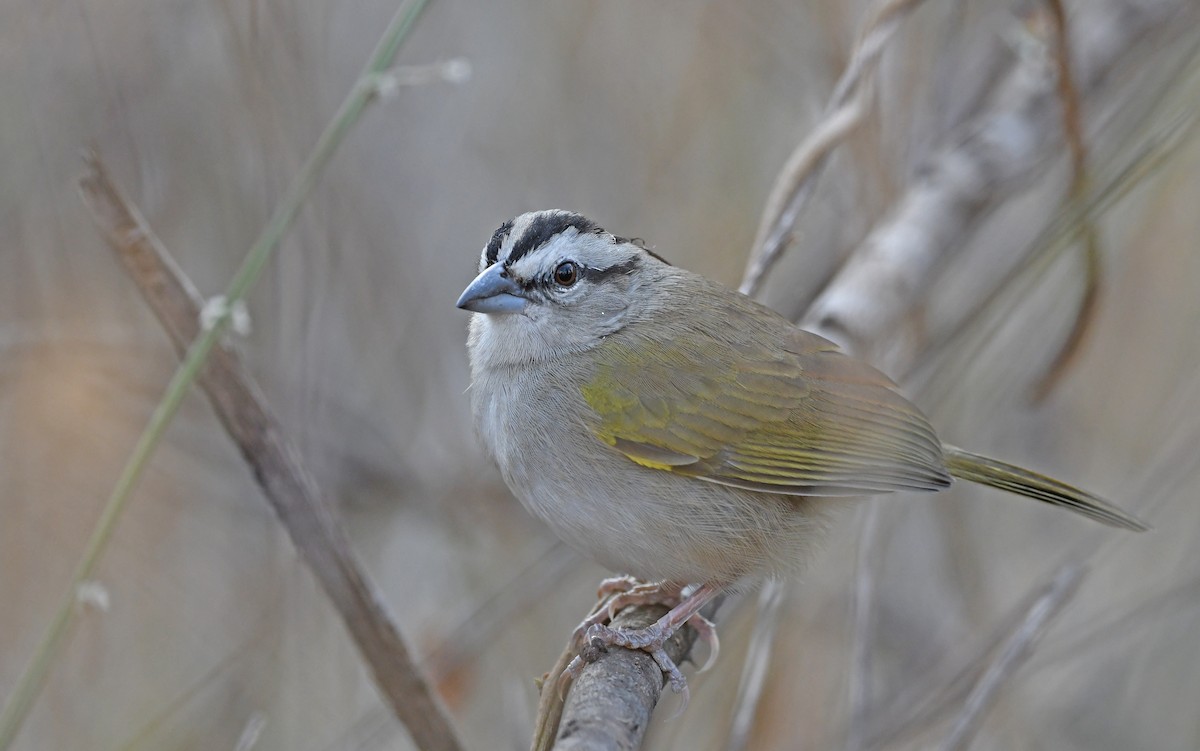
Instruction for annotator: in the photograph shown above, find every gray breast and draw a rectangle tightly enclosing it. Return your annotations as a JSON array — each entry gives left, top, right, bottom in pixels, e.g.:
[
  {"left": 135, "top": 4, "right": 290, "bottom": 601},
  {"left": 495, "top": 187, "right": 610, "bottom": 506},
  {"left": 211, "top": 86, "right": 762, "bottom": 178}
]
[{"left": 470, "top": 360, "right": 832, "bottom": 584}]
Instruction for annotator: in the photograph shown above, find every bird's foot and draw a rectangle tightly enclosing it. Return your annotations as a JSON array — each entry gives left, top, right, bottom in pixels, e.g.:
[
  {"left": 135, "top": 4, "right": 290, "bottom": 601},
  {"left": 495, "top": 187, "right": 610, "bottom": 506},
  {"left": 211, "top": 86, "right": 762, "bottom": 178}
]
[
  {"left": 573, "top": 578, "right": 686, "bottom": 642},
  {"left": 594, "top": 574, "right": 646, "bottom": 598},
  {"left": 561, "top": 583, "right": 722, "bottom": 712},
  {"left": 574, "top": 620, "right": 692, "bottom": 708}
]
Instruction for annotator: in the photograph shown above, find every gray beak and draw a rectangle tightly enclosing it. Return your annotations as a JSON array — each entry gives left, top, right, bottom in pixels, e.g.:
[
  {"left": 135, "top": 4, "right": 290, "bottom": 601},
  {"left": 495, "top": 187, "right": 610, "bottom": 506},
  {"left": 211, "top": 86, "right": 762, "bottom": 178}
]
[{"left": 456, "top": 262, "right": 529, "bottom": 314}]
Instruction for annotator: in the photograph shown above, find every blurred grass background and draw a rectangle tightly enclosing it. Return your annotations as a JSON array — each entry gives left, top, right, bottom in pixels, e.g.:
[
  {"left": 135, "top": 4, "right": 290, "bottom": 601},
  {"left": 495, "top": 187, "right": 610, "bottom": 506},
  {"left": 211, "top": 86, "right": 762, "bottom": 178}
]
[{"left": 1, "top": 1, "right": 1198, "bottom": 749}]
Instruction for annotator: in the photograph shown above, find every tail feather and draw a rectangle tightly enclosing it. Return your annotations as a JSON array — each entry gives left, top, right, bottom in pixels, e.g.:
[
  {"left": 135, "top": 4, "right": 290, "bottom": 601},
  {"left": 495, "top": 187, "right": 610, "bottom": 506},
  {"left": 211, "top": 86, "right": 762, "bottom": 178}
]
[{"left": 943, "top": 446, "right": 1149, "bottom": 532}]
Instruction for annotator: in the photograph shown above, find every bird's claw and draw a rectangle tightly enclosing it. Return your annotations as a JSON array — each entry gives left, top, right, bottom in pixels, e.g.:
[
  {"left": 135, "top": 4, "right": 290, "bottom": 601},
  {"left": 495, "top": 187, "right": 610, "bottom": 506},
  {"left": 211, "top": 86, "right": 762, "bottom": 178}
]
[
  {"left": 581, "top": 621, "right": 691, "bottom": 712},
  {"left": 561, "top": 581, "right": 721, "bottom": 714},
  {"left": 597, "top": 579, "right": 685, "bottom": 621},
  {"left": 572, "top": 578, "right": 684, "bottom": 642},
  {"left": 649, "top": 647, "right": 690, "bottom": 716},
  {"left": 558, "top": 654, "right": 586, "bottom": 700},
  {"left": 685, "top": 613, "right": 719, "bottom": 672},
  {"left": 595, "top": 574, "right": 643, "bottom": 598}
]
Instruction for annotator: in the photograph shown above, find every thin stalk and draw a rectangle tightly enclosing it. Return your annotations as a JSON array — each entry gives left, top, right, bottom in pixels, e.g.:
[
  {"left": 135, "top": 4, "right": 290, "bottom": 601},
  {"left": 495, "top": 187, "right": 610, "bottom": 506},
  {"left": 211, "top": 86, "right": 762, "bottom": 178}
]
[{"left": 0, "top": 2, "right": 431, "bottom": 747}]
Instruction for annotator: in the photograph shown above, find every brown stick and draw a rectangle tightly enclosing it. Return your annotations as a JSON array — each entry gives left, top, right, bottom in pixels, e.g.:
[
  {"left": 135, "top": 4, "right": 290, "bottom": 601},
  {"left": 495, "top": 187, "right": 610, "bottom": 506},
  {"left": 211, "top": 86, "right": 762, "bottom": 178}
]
[
  {"left": 77, "top": 152, "right": 464, "bottom": 751},
  {"left": 1030, "top": 0, "right": 1104, "bottom": 401},
  {"left": 551, "top": 605, "right": 700, "bottom": 751}
]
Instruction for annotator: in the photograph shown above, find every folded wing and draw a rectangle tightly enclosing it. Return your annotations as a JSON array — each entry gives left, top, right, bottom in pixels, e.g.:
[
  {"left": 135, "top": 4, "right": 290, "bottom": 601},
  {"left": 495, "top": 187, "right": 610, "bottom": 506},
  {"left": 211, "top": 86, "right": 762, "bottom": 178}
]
[{"left": 581, "top": 313, "right": 950, "bottom": 497}]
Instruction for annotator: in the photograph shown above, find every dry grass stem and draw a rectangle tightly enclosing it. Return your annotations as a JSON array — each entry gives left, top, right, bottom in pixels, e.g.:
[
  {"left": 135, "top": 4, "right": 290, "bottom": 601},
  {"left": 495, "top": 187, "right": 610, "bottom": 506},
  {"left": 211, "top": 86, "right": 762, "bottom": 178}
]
[
  {"left": 802, "top": 0, "right": 1180, "bottom": 360},
  {"left": 725, "top": 581, "right": 786, "bottom": 751},
  {"left": 847, "top": 560, "right": 1085, "bottom": 750},
  {"left": 78, "top": 154, "right": 464, "bottom": 751},
  {"left": 326, "top": 544, "right": 582, "bottom": 751},
  {"left": 531, "top": 640, "right": 585, "bottom": 751},
  {"left": 0, "top": 3, "right": 437, "bottom": 746},
  {"left": 938, "top": 564, "right": 1085, "bottom": 751},
  {"left": 916, "top": 91, "right": 1200, "bottom": 400},
  {"left": 1040, "top": 575, "right": 1200, "bottom": 669},
  {"left": 741, "top": 0, "right": 931, "bottom": 298},
  {"left": 426, "top": 542, "right": 579, "bottom": 683},
  {"left": 844, "top": 502, "right": 885, "bottom": 751},
  {"left": 1031, "top": 0, "right": 1104, "bottom": 401}
]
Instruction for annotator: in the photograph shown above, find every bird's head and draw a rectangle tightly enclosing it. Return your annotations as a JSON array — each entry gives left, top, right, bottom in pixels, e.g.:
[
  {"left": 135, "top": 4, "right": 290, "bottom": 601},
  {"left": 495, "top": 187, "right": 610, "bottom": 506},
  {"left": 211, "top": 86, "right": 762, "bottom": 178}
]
[{"left": 458, "top": 210, "right": 670, "bottom": 367}]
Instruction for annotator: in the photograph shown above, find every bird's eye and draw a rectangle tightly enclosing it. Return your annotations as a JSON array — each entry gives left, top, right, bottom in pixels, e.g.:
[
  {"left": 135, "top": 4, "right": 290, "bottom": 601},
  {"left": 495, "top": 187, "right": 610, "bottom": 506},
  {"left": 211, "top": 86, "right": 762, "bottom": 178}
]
[{"left": 554, "top": 261, "right": 578, "bottom": 287}]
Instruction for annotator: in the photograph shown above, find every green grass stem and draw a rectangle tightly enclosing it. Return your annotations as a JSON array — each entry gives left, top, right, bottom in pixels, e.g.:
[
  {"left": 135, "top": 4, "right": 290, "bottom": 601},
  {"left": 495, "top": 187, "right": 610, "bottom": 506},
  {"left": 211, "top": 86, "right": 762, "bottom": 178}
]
[{"left": 0, "top": 1, "right": 432, "bottom": 746}]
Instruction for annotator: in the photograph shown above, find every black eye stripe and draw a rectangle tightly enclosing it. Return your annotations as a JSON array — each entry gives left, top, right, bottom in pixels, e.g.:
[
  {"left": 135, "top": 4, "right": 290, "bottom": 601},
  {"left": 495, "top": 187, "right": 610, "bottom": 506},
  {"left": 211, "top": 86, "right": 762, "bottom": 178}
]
[
  {"left": 517, "top": 257, "right": 640, "bottom": 291},
  {"left": 581, "top": 257, "right": 639, "bottom": 280}
]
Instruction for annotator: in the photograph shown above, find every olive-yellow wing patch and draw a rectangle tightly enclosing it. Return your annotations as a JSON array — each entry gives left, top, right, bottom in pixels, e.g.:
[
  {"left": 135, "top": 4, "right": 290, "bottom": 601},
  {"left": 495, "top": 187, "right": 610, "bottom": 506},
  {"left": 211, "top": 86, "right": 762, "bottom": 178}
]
[{"left": 581, "top": 327, "right": 950, "bottom": 496}]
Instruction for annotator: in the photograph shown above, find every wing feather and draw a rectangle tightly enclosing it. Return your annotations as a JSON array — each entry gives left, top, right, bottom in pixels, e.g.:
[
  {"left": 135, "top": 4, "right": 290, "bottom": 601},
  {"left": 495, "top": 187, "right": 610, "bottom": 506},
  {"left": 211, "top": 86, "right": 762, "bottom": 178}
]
[{"left": 581, "top": 293, "right": 950, "bottom": 497}]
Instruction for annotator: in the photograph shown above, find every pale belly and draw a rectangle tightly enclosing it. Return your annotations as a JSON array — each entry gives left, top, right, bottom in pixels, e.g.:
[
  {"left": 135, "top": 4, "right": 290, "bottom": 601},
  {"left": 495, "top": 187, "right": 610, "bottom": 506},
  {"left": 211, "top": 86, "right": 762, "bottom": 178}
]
[{"left": 471, "top": 366, "right": 832, "bottom": 584}]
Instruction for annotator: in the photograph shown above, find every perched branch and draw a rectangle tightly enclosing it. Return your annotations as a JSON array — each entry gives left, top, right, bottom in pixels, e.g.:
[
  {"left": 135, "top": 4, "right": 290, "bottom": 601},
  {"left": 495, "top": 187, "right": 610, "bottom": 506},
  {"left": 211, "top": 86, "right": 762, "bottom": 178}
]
[
  {"left": 78, "top": 154, "right": 464, "bottom": 751},
  {"left": 532, "top": 592, "right": 713, "bottom": 751},
  {"left": 551, "top": 605, "right": 699, "bottom": 751}
]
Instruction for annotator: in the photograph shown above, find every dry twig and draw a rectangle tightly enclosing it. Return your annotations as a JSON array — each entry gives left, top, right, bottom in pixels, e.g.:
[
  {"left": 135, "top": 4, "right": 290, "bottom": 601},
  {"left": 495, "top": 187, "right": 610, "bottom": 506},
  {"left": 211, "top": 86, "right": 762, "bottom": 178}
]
[
  {"left": 802, "top": 1, "right": 1179, "bottom": 361},
  {"left": 532, "top": 592, "right": 714, "bottom": 751},
  {"left": 1030, "top": 0, "right": 1104, "bottom": 400},
  {"left": 741, "top": 0, "right": 931, "bottom": 298},
  {"left": 531, "top": 640, "right": 586, "bottom": 751},
  {"left": 0, "top": 5, "right": 437, "bottom": 747},
  {"left": 725, "top": 581, "right": 787, "bottom": 751},
  {"left": 78, "top": 153, "right": 464, "bottom": 751},
  {"left": 844, "top": 502, "right": 886, "bottom": 751},
  {"left": 426, "top": 542, "right": 580, "bottom": 684},
  {"left": 916, "top": 95, "right": 1200, "bottom": 402},
  {"left": 550, "top": 605, "right": 700, "bottom": 751},
  {"left": 847, "top": 561, "right": 1088, "bottom": 750},
  {"left": 938, "top": 564, "right": 1085, "bottom": 751},
  {"left": 724, "top": 3, "right": 937, "bottom": 741}
]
